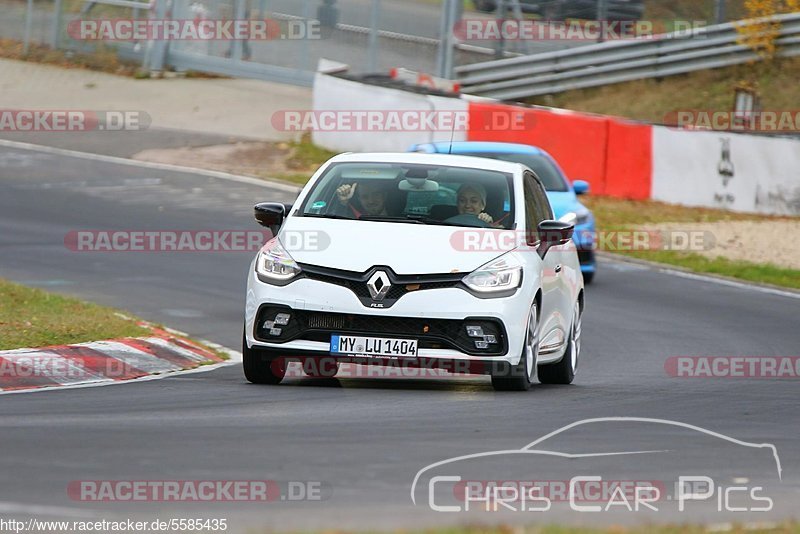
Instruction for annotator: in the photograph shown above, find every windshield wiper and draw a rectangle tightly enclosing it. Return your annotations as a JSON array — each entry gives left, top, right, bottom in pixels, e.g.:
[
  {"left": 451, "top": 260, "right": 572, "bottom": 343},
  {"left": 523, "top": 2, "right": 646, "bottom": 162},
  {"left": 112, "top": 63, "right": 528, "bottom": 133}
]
[
  {"left": 404, "top": 214, "right": 477, "bottom": 227},
  {"left": 359, "top": 216, "right": 424, "bottom": 224},
  {"left": 302, "top": 213, "right": 354, "bottom": 220}
]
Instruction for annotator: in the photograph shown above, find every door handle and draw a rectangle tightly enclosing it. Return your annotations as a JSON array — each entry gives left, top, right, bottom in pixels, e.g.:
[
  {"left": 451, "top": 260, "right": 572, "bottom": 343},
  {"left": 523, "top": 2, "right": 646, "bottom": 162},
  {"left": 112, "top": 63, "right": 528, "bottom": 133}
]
[{"left": 554, "top": 265, "right": 562, "bottom": 274}]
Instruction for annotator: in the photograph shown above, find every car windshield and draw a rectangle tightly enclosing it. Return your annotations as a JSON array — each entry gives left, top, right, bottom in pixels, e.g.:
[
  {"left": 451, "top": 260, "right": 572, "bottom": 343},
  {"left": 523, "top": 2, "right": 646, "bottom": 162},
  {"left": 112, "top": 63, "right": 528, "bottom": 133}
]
[
  {"left": 298, "top": 162, "right": 515, "bottom": 229},
  {"left": 463, "top": 153, "right": 569, "bottom": 192}
]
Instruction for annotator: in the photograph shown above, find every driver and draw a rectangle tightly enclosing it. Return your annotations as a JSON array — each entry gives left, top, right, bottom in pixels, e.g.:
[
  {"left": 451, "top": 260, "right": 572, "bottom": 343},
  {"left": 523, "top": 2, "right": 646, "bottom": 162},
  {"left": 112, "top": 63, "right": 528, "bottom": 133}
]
[
  {"left": 335, "top": 181, "right": 390, "bottom": 218},
  {"left": 457, "top": 183, "right": 494, "bottom": 224}
]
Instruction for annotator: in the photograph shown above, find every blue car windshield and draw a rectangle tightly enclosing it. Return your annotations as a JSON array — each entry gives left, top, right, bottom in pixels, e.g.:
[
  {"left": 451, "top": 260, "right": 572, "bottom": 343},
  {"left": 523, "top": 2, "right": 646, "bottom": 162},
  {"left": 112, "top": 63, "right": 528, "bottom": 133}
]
[
  {"left": 462, "top": 153, "right": 569, "bottom": 192},
  {"left": 298, "top": 162, "right": 515, "bottom": 229}
]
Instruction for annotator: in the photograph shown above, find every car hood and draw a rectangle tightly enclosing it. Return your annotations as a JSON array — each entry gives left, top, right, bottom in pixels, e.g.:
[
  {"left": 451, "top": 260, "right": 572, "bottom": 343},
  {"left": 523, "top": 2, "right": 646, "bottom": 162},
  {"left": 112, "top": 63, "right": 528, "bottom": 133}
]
[{"left": 278, "top": 216, "right": 506, "bottom": 274}]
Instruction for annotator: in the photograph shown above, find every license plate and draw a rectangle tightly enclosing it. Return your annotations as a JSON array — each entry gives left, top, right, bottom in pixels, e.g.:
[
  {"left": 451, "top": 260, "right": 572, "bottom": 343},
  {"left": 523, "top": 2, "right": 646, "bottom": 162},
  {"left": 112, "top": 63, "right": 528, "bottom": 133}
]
[{"left": 330, "top": 334, "right": 418, "bottom": 358}]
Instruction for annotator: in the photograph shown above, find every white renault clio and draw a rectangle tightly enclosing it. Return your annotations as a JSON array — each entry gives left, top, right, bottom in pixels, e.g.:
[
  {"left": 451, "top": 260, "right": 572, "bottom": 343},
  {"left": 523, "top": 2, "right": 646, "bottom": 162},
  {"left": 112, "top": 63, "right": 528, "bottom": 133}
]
[{"left": 244, "top": 153, "right": 584, "bottom": 391}]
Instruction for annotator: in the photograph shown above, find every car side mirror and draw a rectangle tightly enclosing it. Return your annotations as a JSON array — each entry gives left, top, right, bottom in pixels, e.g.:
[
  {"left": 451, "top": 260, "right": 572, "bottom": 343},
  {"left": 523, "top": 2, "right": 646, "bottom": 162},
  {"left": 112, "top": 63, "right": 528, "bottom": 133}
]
[
  {"left": 254, "top": 202, "right": 292, "bottom": 237},
  {"left": 537, "top": 220, "right": 574, "bottom": 259},
  {"left": 572, "top": 180, "right": 590, "bottom": 195}
]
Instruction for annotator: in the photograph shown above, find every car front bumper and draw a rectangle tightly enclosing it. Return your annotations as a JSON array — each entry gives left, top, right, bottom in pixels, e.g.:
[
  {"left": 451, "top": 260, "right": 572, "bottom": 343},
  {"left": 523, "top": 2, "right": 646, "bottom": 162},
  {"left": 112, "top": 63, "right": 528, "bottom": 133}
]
[
  {"left": 573, "top": 224, "right": 597, "bottom": 272},
  {"left": 245, "top": 263, "right": 534, "bottom": 366}
]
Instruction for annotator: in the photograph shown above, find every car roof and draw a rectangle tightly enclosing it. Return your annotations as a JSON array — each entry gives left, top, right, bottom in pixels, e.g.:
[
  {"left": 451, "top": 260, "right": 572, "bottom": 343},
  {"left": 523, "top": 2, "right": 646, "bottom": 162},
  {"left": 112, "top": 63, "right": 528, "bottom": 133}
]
[
  {"left": 327, "top": 152, "right": 527, "bottom": 175},
  {"left": 420, "top": 141, "right": 546, "bottom": 155}
]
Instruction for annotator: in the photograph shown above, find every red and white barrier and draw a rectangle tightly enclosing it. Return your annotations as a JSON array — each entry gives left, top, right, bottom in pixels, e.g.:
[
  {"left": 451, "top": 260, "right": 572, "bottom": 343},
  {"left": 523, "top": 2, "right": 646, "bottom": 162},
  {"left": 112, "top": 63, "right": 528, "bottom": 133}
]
[
  {"left": 311, "top": 72, "right": 468, "bottom": 153},
  {"left": 0, "top": 333, "right": 226, "bottom": 393},
  {"left": 311, "top": 72, "right": 800, "bottom": 215}
]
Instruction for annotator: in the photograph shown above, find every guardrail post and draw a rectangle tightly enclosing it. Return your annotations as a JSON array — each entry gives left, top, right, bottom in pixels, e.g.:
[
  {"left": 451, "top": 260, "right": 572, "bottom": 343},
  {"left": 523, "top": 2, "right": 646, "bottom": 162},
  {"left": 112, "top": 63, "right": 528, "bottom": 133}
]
[
  {"left": 436, "top": 0, "right": 458, "bottom": 78},
  {"left": 495, "top": 0, "right": 506, "bottom": 58},
  {"left": 597, "top": 0, "right": 608, "bottom": 42},
  {"left": 51, "top": 0, "right": 63, "bottom": 48},
  {"left": 302, "top": 0, "right": 312, "bottom": 71},
  {"left": 443, "top": 0, "right": 458, "bottom": 78},
  {"left": 148, "top": 0, "right": 170, "bottom": 75},
  {"left": 23, "top": 0, "right": 33, "bottom": 54},
  {"left": 367, "top": 0, "right": 381, "bottom": 72},
  {"left": 715, "top": 0, "right": 727, "bottom": 24},
  {"left": 231, "top": 0, "right": 245, "bottom": 61},
  {"left": 435, "top": 0, "right": 448, "bottom": 76}
]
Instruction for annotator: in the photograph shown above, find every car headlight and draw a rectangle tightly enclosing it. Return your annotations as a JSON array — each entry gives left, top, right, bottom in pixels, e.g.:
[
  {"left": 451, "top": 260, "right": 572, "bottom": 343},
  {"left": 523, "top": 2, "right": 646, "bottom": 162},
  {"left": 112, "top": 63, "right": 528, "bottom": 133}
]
[
  {"left": 575, "top": 209, "right": 591, "bottom": 226},
  {"left": 463, "top": 253, "right": 522, "bottom": 294},
  {"left": 256, "top": 238, "right": 301, "bottom": 283},
  {"left": 564, "top": 209, "right": 591, "bottom": 226}
]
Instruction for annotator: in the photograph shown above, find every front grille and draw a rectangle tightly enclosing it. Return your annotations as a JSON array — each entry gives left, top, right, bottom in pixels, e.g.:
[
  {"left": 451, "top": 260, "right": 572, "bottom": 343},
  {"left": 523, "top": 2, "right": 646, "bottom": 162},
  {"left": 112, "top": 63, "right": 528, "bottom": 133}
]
[
  {"left": 299, "top": 264, "right": 465, "bottom": 307},
  {"left": 306, "top": 313, "right": 348, "bottom": 330},
  {"left": 254, "top": 306, "right": 508, "bottom": 356}
]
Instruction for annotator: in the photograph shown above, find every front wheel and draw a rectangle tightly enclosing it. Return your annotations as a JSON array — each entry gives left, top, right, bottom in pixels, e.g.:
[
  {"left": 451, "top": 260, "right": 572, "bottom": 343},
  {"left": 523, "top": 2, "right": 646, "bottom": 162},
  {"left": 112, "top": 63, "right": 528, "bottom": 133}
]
[
  {"left": 538, "top": 300, "right": 581, "bottom": 384},
  {"left": 242, "top": 327, "right": 285, "bottom": 385},
  {"left": 491, "top": 302, "right": 538, "bottom": 391}
]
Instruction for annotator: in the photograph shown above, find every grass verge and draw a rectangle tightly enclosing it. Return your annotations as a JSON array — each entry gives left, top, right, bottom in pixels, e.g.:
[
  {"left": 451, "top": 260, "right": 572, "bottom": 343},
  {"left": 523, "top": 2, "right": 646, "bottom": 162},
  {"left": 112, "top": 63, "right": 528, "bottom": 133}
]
[
  {"left": 274, "top": 133, "right": 338, "bottom": 185},
  {"left": 583, "top": 196, "right": 800, "bottom": 290},
  {"left": 530, "top": 57, "right": 800, "bottom": 125},
  {"left": 0, "top": 278, "right": 150, "bottom": 350},
  {"left": 0, "top": 38, "right": 221, "bottom": 79},
  {"left": 618, "top": 250, "right": 800, "bottom": 290},
  {"left": 0, "top": 38, "right": 143, "bottom": 77},
  {"left": 581, "top": 196, "right": 790, "bottom": 228}
]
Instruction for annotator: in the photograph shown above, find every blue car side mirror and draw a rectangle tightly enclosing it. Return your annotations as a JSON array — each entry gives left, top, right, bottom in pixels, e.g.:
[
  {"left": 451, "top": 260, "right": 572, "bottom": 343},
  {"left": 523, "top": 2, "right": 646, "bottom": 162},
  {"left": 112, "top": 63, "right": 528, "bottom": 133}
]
[{"left": 572, "top": 180, "right": 590, "bottom": 195}]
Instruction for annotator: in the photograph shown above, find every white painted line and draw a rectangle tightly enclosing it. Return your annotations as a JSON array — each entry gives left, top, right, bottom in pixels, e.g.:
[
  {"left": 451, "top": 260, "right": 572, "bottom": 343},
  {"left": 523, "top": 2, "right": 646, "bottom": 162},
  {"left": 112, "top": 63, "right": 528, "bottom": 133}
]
[
  {"left": 660, "top": 269, "right": 800, "bottom": 300},
  {"left": 0, "top": 138, "right": 302, "bottom": 193},
  {"left": 0, "top": 501, "right": 101, "bottom": 518},
  {"left": 600, "top": 254, "right": 800, "bottom": 300}
]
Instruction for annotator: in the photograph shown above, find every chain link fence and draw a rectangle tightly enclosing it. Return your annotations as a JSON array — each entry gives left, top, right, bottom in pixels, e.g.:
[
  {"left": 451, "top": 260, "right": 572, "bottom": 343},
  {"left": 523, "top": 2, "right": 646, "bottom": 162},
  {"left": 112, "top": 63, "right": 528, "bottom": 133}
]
[{"left": 1, "top": 0, "right": 756, "bottom": 85}]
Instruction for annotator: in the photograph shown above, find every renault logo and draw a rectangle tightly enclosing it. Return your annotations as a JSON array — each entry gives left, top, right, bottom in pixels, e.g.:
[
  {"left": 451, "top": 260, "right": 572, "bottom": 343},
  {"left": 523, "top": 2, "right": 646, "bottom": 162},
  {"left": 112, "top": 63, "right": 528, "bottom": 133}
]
[{"left": 366, "top": 271, "right": 391, "bottom": 301}]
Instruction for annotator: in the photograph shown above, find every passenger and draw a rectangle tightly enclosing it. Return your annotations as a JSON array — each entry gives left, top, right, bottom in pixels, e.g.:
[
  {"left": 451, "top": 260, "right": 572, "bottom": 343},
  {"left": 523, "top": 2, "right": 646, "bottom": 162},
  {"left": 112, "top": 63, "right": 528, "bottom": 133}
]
[{"left": 335, "top": 181, "right": 390, "bottom": 218}]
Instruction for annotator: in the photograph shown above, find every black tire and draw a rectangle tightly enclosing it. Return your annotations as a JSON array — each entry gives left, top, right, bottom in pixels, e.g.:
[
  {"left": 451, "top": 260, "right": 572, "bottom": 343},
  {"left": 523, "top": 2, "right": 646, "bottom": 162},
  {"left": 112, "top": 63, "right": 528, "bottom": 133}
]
[
  {"left": 583, "top": 271, "right": 594, "bottom": 285},
  {"left": 242, "top": 327, "right": 285, "bottom": 385},
  {"left": 491, "top": 302, "right": 538, "bottom": 391},
  {"left": 538, "top": 300, "right": 581, "bottom": 384},
  {"left": 302, "top": 357, "right": 340, "bottom": 378}
]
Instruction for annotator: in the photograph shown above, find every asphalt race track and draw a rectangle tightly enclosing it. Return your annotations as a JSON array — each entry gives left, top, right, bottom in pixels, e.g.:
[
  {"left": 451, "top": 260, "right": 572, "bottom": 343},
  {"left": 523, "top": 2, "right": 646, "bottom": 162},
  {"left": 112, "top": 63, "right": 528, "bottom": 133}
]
[{"left": 0, "top": 142, "right": 799, "bottom": 531}]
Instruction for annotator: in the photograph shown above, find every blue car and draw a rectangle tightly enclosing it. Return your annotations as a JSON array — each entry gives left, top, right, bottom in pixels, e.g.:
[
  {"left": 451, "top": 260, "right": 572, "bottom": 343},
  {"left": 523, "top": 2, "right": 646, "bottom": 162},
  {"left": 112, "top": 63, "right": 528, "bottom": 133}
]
[{"left": 409, "top": 141, "right": 596, "bottom": 284}]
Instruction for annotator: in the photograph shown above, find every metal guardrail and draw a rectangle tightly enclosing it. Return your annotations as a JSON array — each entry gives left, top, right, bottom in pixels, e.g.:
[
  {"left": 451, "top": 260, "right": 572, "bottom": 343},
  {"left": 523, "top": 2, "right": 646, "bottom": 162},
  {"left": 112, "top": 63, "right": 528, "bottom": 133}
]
[{"left": 456, "top": 13, "right": 800, "bottom": 100}]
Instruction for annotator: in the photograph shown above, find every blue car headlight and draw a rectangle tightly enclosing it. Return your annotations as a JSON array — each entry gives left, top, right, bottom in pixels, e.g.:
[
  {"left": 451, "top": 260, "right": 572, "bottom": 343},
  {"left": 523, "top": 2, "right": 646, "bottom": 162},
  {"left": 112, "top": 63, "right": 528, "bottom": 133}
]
[
  {"left": 575, "top": 208, "right": 592, "bottom": 227},
  {"left": 562, "top": 209, "right": 592, "bottom": 227}
]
